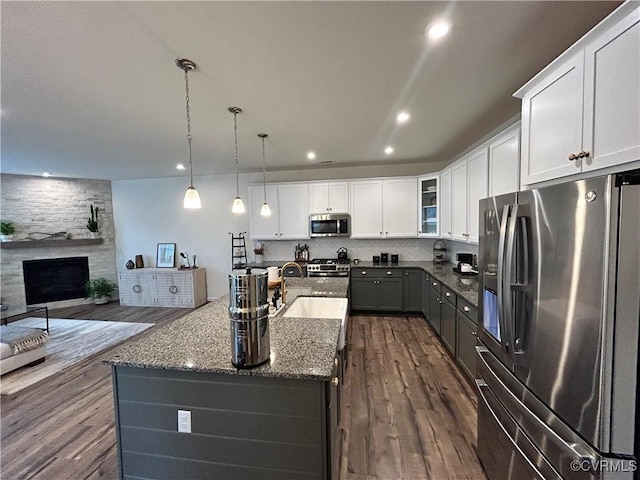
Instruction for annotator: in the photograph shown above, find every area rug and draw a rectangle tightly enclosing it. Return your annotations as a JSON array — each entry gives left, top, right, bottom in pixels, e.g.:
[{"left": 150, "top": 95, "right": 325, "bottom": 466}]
[{"left": 0, "top": 318, "right": 153, "bottom": 395}]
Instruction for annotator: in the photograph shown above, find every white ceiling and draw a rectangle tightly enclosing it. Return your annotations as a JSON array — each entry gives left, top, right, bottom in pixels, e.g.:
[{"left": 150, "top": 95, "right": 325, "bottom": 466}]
[{"left": 1, "top": 1, "right": 621, "bottom": 181}]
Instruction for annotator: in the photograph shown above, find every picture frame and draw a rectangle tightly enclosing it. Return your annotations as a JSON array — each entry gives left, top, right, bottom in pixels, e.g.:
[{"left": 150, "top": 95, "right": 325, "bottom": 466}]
[{"left": 156, "top": 243, "right": 176, "bottom": 268}]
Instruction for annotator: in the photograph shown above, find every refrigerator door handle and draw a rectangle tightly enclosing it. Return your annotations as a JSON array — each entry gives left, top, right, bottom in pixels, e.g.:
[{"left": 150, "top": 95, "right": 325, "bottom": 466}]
[
  {"left": 497, "top": 204, "right": 512, "bottom": 351},
  {"left": 507, "top": 204, "right": 531, "bottom": 357}
]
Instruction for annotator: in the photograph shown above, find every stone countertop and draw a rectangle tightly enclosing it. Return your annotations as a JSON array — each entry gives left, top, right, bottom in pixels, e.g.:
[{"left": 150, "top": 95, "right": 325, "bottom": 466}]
[
  {"left": 103, "top": 277, "right": 348, "bottom": 381},
  {"left": 352, "top": 261, "right": 479, "bottom": 307}
]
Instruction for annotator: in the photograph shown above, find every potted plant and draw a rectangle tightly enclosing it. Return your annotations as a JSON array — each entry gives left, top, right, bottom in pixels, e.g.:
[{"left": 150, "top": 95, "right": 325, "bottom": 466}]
[
  {"left": 85, "top": 277, "right": 117, "bottom": 305},
  {"left": 86, "top": 205, "right": 99, "bottom": 238},
  {"left": 0, "top": 221, "right": 16, "bottom": 242}
]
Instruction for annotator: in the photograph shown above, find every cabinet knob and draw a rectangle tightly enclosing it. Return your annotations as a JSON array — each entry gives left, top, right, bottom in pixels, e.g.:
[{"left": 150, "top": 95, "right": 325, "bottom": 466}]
[
  {"left": 471, "top": 331, "right": 477, "bottom": 336},
  {"left": 380, "top": 232, "right": 383, "bottom": 235},
  {"left": 432, "top": 282, "right": 437, "bottom": 286},
  {"left": 578, "top": 150, "right": 590, "bottom": 159},
  {"left": 331, "top": 377, "right": 339, "bottom": 386},
  {"left": 361, "top": 271, "right": 367, "bottom": 275},
  {"left": 334, "top": 358, "right": 339, "bottom": 366},
  {"left": 445, "top": 292, "right": 450, "bottom": 297},
  {"left": 386, "top": 271, "right": 392, "bottom": 275},
  {"left": 568, "top": 152, "right": 578, "bottom": 161},
  {"left": 447, "top": 231, "right": 452, "bottom": 235},
  {"left": 463, "top": 306, "right": 470, "bottom": 312},
  {"left": 405, "top": 272, "right": 409, "bottom": 276},
  {"left": 463, "top": 233, "right": 469, "bottom": 237}
]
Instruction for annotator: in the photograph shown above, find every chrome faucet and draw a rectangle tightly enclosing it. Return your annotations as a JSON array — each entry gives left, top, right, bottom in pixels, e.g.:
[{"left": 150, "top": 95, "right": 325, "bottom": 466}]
[{"left": 280, "top": 261, "right": 304, "bottom": 304}]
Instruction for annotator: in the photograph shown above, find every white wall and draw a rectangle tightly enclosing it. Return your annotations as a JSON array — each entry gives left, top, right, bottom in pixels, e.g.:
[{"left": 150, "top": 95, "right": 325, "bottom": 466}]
[{"left": 112, "top": 174, "right": 253, "bottom": 299}]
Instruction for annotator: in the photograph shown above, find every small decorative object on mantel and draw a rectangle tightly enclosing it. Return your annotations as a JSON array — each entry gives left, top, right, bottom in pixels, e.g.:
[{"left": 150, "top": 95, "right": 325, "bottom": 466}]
[
  {"left": 84, "top": 277, "right": 117, "bottom": 305},
  {"left": 0, "top": 221, "right": 16, "bottom": 242},
  {"left": 126, "top": 259, "right": 135, "bottom": 269},
  {"left": 86, "top": 204, "right": 99, "bottom": 239},
  {"left": 135, "top": 254, "right": 144, "bottom": 268}
]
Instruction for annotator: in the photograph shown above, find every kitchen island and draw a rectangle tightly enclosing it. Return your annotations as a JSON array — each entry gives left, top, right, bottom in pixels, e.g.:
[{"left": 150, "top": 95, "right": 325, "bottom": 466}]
[{"left": 104, "top": 277, "right": 348, "bottom": 480}]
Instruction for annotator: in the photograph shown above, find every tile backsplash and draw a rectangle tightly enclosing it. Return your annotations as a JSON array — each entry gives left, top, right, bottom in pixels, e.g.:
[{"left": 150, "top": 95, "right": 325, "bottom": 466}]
[{"left": 255, "top": 237, "right": 477, "bottom": 263}]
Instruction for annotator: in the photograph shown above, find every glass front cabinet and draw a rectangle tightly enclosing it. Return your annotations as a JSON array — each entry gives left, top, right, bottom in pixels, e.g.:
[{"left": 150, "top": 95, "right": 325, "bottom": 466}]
[{"left": 418, "top": 175, "right": 439, "bottom": 237}]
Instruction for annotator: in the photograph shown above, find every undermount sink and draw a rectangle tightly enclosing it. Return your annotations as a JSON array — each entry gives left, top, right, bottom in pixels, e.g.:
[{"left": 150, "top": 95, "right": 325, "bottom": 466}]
[
  {"left": 283, "top": 296, "right": 348, "bottom": 350},
  {"left": 283, "top": 296, "right": 348, "bottom": 319}
]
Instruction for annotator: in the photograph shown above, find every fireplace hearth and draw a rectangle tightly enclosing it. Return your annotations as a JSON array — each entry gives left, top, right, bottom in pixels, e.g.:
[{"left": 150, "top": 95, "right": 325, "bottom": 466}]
[{"left": 23, "top": 257, "right": 90, "bottom": 304}]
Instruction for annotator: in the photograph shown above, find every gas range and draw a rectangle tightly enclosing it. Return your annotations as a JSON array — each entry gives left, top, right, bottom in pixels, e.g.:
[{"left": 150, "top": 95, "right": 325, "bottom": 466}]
[{"left": 306, "top": 258, "right": 351, "bottom": 277}]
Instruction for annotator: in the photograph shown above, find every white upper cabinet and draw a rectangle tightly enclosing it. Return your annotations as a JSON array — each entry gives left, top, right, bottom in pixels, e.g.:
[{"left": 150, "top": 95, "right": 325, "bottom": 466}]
[
  {"left": 350, "top": 180, "right": 383, "bottom": 238},
  {"left": 489, "top": 124, "right": 520, "bottom": 196},
  {"left": 467, "top": 147, "right": 489, "bottom": 244},
  {"left": 350, "top": 177, "right": 417, "bottom": 238},
  {"left": 418, "top": 175, "right": 439, "bottom": 237},
  {"left": 308, "top": 182, "right": 349, "bottom": 214},
  {"left": 248, "top": 185, "right": 278, "bottom": 240},
  {"left": 248, "top": 183, "right": 308, "bottom": 240},
  {"left": 439, "top": 168, "right": 453, "bottom": 240},
  {"left": 582, "top": 7, "right": 640, "bottom": 173},
  {"left": 517, "top": 3, "right": 640, "bottom": 186},
  {"left": 277, "top": 183, "right": 309, "bottom": 239},
  {"left": 383, "top": 178, "right": 418, "bottom": 237},
  {"left": 451, "top": 159, "right": 469, "bottom": 243}
]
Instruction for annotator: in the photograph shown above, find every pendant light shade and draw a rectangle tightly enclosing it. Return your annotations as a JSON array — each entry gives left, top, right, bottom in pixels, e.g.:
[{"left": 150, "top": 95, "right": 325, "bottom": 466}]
[
  {"left": 176, "top": 58, "right": 201, "bottom": 209},
  {"left": 258, "top": 133, "right": 271, "bottom": 217},
  {"left": 229, "top": 107, "right": 245, "bottom": 214}
]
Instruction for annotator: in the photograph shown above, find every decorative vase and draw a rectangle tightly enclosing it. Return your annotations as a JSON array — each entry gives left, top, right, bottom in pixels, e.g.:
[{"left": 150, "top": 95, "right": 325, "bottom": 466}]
[
  {"left": 90, "top": 232, "right": 98, "bottom": 239},
  {"left": 255, "top": 254, "right": 263, "bottom": 263},
  {"left": 93, "top": 296, "right": 109, "bottom": 305},
  {"left": 135, "top": 255, "right": 144, "bottom": 268},
  {"left": 126, "top": 260, "right": 135, "bottom": 269}
]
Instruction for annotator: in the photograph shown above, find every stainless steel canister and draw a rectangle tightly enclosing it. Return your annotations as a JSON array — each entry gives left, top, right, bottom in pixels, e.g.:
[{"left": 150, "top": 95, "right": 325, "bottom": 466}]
[{"left": 228, "top": 267, "right": 270, "bottom": 368}]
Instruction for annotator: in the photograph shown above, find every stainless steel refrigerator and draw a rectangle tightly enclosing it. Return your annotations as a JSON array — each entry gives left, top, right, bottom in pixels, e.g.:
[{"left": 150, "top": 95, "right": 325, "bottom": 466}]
[{"left": 477, "top": 169, "right": 640, "bottom": 480}]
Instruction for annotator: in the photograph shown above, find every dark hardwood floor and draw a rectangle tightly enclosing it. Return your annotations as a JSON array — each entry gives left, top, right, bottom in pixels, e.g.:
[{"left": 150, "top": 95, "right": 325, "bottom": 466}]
[{"left": 1, "top": 304, "right": 485, "bottom": 480}]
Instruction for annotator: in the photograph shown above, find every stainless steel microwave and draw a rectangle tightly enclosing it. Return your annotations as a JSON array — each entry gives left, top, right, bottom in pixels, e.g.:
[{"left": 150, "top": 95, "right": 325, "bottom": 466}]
[{"left": 309, "top": 213, "right": 350, "bottom": 237}]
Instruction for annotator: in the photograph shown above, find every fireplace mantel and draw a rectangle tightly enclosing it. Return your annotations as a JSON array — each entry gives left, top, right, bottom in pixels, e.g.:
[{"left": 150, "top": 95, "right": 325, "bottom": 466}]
[{"left": 0, "top": 238, "right": 103, "bottom": 249}]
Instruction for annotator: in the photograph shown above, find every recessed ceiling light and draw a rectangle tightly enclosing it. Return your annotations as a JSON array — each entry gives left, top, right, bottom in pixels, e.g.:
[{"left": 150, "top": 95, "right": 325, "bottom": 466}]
[
  {"left": 307, "top": 151, "right": 316, "bottom": 160},
  {"left": 396, "top": 111, "right": 410, "bottom": 124},
  {"left": 42, "top": 172, "right": 51, "bottom": 177},
  {"left": 427, "top": 20, "right": 450, "bottom": 40},
  {"left": 176, "top": 163, "right": 186, "bottom": 170},
  {"left": 384, "top": 146, "right": 394, "bottom": 155}
]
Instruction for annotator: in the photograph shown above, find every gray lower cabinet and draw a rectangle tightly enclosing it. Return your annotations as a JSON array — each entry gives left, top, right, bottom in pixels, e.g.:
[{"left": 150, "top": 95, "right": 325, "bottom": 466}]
[
  {"left": 421, "top": 272, "right": 429, "bottom": 319},
  {"left": 402, "top": 269, "right": 423, "bottom": 312},
  {"left": 112, "top": 366, "right": 338, "bottom": 480},
  {"left": 456, "top": 298, "right": 478, "bottom": 379},
  {"left": 427, "top": 276, "right": 442, "bottom": 334},
  {"left": 350, "top": 268, "right": 404, "bottom": 312},
  {"left": 440, "top": 286, "right": 456, "bottom": 354}
]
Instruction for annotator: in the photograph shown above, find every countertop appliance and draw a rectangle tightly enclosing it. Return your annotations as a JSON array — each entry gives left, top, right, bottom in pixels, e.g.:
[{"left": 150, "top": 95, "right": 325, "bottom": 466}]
[
  {"left": 307, "top": 258, "right": 350, "bottom": 277},
  {"left": 228, "top": 267, "right": 271, "bottom": 368},
  {"left": 433, "top": 240, "right": 447, "bottom": 263},
  {"left": 477, "top": 169, "right": 639, "bottom": 480},
  {"left": 309, "top": 213, "right": 350, "bottom": 238}
]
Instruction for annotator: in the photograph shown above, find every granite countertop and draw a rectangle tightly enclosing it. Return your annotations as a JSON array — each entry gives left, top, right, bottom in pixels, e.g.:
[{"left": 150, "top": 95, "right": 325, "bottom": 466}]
[
  {"left": 352, "top": 260, "right": 479, "bottom": 307},
  {"left": 103, "top": 277, "right": 348, "bottom": 381}
]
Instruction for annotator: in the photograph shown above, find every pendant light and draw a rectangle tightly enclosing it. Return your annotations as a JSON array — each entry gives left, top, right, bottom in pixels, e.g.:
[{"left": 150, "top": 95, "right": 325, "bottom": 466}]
[
  {"left": 229, "top": 107, "right": 245, "bottom": 214},
  {"left": 258, "top": 133, "right": 272, "bottom": 217},
  {"left": 176, "top": 58, "right": 201, "bottom": 209}
]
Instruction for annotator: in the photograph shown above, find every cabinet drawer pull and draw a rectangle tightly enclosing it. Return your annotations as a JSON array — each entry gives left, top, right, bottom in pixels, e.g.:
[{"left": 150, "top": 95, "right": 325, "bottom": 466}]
[
  {"left": 386, "top": 271, "right": 392, "bottom": 275},
  {"left": 445, "top": 292, "right": 450, "bottom": 297},
  {"left": 463, "top": 306, "right": 470, "bottom": 312},
  {"left": 334, "top": 358, "right": 339, "bottom": 367},
  {"left": 361, "top": 271, "right": 367, "bottom": 275},
  {"left": 432, "top": 282, "right": 437, "bottom": 286},
  {"left": 331, "top": 377, "right": 339, "bottom": 386},
  {"left": 568, "top": 152, "right": 578, "bottom": 161},
  {"left": 169, "top": 285, "right": 178, "bottom": 294},
  {"left": 578, "top": 150, "right": 590, "bottom": 159},
  {"left": 133, "top": 285, "right": 142, "bottom": 293}
]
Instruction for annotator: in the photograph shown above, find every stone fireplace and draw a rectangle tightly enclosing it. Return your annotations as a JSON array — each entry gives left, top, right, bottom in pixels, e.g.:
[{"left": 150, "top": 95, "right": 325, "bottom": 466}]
[{"left": 0, "top": 174, "right": 117, "bottom": 308}]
